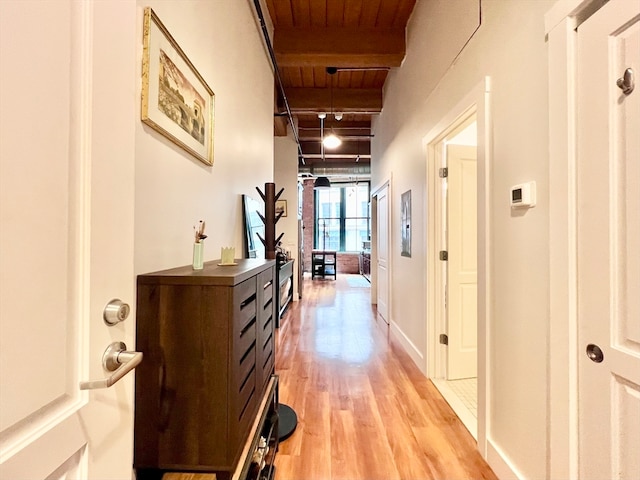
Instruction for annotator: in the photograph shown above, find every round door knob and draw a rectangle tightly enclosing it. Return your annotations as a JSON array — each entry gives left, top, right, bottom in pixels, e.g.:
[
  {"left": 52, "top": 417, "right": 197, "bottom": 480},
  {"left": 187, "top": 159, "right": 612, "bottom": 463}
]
[
  {"left": 586, "top": 344, "right": 604, "bottom": 363},
  {"left": 103, "top": 299, "right": 131, "bottom": 326}
]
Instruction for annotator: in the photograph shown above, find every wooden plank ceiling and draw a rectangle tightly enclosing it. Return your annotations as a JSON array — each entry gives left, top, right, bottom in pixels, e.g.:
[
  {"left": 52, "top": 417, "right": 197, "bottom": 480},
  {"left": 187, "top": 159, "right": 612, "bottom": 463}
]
[{"left": 265, "top": 0, "right": 416, "bottom": 169}]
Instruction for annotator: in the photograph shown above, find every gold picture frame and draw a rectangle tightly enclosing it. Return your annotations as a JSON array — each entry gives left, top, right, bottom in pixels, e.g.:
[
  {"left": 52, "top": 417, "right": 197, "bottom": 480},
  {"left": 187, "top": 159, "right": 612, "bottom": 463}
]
[
  {"left": 141, "top": 7, "right": 214, "bottom": 166},
  {"left": 275, "top": 200, "right": 288, "bottom": 217}
]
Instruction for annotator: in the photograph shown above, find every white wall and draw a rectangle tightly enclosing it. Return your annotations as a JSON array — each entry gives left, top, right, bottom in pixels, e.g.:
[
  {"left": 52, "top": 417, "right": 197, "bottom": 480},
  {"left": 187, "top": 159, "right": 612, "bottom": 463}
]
[
  {"left": 372, "top": 0, "right": 553, "bottom": 478},
  {"left": 134, "top": 0, "right": 275, "bottom": 275},
  {"left": 274, "top": 131, "right": 300, "bottom": 299}
]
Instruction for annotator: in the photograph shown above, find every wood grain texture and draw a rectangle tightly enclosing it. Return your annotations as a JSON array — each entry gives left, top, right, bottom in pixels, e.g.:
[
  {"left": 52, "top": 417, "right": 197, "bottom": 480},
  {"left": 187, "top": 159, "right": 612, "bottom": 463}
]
[
  {"left": 134, "top": 261, "right": 276, "bottom": 479},
  {"left": 274, "top": 275, "right": 497, "bottom": 480},
  {"left": 163, "top": 474, "right": 216, "bottom": 480}
]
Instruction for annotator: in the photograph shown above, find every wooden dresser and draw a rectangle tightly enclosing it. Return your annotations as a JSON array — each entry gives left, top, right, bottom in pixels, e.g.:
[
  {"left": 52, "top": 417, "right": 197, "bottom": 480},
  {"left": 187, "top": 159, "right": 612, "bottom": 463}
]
[{"left": 134, "top": 259, "right": 277, "bottom": 480}]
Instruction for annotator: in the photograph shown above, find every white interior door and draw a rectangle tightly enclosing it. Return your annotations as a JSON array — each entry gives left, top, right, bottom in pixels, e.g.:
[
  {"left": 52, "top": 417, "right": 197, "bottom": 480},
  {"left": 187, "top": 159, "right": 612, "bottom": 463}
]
[
  {"left": 446, "top": 145, "right": 478, "bottom": 380},
  {"left": 376, "top": 185, "right": 390, "bottom": 323},
  {"left": 0, "top": 1, "right": 136, "bottom": 478},
  {"left": 577, "top": 1, "right": 640, "bottom": 478}
]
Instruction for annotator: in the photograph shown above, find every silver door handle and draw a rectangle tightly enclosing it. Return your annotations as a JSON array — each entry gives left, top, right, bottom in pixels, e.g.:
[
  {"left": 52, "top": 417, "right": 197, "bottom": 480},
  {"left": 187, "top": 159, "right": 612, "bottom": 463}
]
[
  {"left": 617, "top": 68, "right": 634, "bottom": 95},
  {"left": 80, "top": 341, "right": 143, "bottom": 390}
]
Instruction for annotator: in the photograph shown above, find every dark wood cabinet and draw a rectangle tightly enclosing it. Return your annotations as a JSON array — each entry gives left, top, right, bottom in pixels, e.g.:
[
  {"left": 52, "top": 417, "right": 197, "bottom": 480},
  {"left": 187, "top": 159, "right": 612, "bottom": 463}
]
[
  {"left": 275, "top": 259, "right": 294, "bottom": 327},
  {"left": 134, "top": 259, "right": 276, "bottom": 480},
  {"left": 361, "top": 251, "right": 371, "bottom": 281}
]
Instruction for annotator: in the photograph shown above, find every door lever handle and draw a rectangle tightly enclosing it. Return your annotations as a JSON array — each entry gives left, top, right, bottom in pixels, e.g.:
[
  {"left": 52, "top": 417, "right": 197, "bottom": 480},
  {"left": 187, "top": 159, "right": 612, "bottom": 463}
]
[
  {"left": 80, "top": 342, "right": 143, "bottom": 390},
  {"left": 616, "top": 68, "right": 634, "bottom": 95}
]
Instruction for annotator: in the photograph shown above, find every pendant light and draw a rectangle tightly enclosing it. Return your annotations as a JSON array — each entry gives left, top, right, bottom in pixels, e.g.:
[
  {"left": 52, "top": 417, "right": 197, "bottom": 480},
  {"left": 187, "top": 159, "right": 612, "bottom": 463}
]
[
  {"left": 315, "top": 113, "right": 331, "bottom": 189},
  {"left": 322, "top": 67, "right": 341, "bottom": 149},
  {"left": 314, "top": 176, "right": 331, "bottom": 189},
  {"left": 323, "top": 132, "right": 341, "bottom": 149}
]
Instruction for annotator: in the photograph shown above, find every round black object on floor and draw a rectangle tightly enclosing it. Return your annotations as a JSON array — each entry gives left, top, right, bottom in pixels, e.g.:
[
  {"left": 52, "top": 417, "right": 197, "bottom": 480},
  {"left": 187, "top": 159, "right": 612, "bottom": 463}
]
[{"left": 278, "top": 403, "right": 298, "bottom": 441}]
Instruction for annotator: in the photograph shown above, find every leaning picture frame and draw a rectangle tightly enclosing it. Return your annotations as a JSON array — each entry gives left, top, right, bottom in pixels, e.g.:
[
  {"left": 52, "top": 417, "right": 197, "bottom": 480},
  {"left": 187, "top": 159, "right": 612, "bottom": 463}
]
[
  {"left": 401, "top": 189, "right": 411, "bottom": 257},
  {"left": 141, "top": 7, "right": 214, "bottom": 166}
]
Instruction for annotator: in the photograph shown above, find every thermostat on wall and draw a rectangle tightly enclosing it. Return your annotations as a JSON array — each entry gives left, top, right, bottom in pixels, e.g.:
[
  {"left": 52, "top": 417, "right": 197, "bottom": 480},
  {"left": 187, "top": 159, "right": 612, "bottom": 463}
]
[{"left": 510, "top": 181, "right": 536, "bottom": 208}]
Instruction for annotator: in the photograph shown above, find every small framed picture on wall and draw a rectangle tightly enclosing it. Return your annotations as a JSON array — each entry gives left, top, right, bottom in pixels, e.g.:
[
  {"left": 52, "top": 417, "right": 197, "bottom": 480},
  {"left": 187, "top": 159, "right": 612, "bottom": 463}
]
[{"left": 275, "top": 199, "right": 287, "bottom": 217}]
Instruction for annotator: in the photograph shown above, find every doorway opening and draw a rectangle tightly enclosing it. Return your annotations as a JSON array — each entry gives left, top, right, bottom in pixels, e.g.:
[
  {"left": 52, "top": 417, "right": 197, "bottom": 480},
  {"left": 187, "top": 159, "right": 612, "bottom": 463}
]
[
  {"left": 424, "top": 78, "right": 491, "bottom": 454},
  {"left": 371, "top": 180, "right": 390, "bottom": 325},
  {"left": 428, "top": 111, "right": 479, "bottom": 438}
]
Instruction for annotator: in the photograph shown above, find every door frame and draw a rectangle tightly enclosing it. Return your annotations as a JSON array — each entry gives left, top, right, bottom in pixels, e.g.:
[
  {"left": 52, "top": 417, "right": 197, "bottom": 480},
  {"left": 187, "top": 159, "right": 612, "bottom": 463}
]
[
  {"left": 424, "top": 77, "right": 492, "bottom": 457},
  {"left": 546, "top": 0, "right": 612, "bottom": 477},
  {"left": 371, "top": 177, "right": 392, "bottom": 322}
]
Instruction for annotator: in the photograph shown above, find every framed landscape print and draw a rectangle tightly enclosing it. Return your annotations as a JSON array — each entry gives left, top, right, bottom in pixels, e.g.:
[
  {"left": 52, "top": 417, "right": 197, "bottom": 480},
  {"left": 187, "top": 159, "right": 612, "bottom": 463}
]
[{"left": 141, "top": 7, "right": 214, "bottom": 166}]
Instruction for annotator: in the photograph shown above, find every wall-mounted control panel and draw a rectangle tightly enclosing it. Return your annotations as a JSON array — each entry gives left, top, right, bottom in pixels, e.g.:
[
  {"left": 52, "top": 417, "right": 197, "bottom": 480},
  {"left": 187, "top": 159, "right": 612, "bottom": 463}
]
[{"left": 510, "top": 181, "right": 536, "bottom": 208}]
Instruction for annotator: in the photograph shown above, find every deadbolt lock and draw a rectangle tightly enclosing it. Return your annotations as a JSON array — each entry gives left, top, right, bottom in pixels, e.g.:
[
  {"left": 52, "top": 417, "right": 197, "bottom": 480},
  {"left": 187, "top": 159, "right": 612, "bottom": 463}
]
[{"left": 103, "top": 299, "right": 131, "bottom": 326}]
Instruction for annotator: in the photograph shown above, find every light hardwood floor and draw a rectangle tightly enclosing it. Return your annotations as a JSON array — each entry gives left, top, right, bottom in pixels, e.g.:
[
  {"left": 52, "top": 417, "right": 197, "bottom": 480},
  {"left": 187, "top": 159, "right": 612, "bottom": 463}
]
[{"left": 274, "top": 275, "right": 497, "bottom": 480}]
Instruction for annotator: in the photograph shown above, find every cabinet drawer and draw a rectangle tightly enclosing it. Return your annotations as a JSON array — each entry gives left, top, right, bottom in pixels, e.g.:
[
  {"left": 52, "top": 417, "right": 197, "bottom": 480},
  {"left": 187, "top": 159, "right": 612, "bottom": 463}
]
[
  {"left": 234, "top": 278, "right": 257, "bottom": 332},
  {"left": 261, "top": 275, "right": 273, "bottom": 306},
  {"left": 260, "top": 338, "right": 274, "bottom": 389},
  {"left": 238, "top": 365, "right": 257, "bottom": 431},
  {"left": 236, "top": 315, "right": 257, "bottom": 364}
]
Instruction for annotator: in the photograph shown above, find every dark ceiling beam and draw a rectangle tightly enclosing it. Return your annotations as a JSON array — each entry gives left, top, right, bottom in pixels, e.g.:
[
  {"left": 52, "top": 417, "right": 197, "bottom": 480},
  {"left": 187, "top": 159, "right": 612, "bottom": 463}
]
[
  {"left": 301, "top": 155, "right": 371, "bottom": 166},
  {"left": 300, "top": 141, "right": 370, "bottom": 156},
  {"left": 287, "top": 88, "right": 382, "bottom": 113},
  {"left": 274, "top": 116, "right": 288, "bottom": 136},
  {"left": 298, "top": 121, "right": 371, "bottom": 140},
  {"left": 274, "top": 27, "right": 406, "bottom": 67},
  {"left": 300, "top": 160, "right": 370, "bottom": 169},
  {"left": 298, "top": 120, "right": 371, "bottom": 130},
  {"left": 299, "top": 129, "right": 371, "bottom": 139},
  {"left": 300, "top": 134, "right": 372, "bottom": 141}
]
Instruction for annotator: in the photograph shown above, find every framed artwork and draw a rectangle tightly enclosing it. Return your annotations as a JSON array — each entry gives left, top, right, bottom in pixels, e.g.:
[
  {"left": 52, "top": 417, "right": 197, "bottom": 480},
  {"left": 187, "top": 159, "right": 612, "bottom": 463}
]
[
  {"left": 275, "top": 200, "right": 288, "bottom": 217},
  {"left": 141, "top": 7, "right": 215, "bottom": 166},
  {"left": 401, "top": 190, "right": 411, "bottom": 257}
]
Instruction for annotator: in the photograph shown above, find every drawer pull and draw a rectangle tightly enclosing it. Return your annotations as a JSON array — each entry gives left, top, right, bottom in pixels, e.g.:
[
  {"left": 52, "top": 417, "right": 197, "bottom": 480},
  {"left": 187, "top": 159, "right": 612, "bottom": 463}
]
[
  {"left": 240, "top": 293, "right": 256, "bottom": 310},
  {"left": 263, "top": 280, "right": 273, "bottom": 289},
  {"left": 239, "top": 388, "right": 256, "bottom": 421},
  {"left": 240, "top": 340, "right": 257, "bottom": 366},
  {"left": 262, "top": 349, "right": 273, "bottom": 369},
  {"left": 263, "top": 316, "right": 272, "bottom": 331},
  {"left": 240, "top": 316, "right": 257, "bottom": 337},
  {"left": 263, "top": 332, "right": 273, "bottom": 350}
]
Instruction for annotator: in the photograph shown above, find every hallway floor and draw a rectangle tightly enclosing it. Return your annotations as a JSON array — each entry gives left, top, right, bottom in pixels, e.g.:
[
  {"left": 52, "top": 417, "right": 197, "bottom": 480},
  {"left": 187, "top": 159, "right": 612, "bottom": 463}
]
[{"left": 274, "top": 274, "right": 496, "bottom": 480}]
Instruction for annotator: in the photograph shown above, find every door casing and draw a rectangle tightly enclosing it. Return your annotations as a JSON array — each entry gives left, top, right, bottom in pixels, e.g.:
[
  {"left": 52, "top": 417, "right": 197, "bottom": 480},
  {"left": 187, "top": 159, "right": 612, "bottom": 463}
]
[
  {"left": 371, "top": 178, "right": 391, "bottom": 324},
  {"left": 424, "top": 78, "right": 492, "bottom": 458},
  {"left": 546, "top": 0, "right": 636, "bottom": 477}
]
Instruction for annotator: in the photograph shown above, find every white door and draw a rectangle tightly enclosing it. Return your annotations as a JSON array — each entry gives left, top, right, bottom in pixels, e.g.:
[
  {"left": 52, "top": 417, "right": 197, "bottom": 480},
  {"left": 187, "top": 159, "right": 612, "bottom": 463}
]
[
  {"left": 0, "top": 1, "right": 137, "bottom": 479},
  {"left": 376, "top": 185, "right": 390, "bottom": 323},
  {"left": 446, "top": 145, "right": 478, "bottom": 380},
  {"left": 577, "top": 0, "right": 640, "bottom": 478}
]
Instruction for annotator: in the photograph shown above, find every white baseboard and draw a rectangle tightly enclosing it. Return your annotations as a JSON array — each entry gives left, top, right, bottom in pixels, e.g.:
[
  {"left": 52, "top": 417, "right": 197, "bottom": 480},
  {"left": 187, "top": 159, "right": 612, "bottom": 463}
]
[
  {"left": 389, "top": 320, "right": 426, "bottom": 375},
  {"left": 487, "top": 439, "right": 524, "bottom": 480}
]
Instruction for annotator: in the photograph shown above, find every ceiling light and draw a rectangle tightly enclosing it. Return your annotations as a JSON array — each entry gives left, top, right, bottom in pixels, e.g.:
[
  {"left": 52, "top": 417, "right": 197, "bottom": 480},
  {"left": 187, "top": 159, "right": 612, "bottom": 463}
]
[
  {"left": 314, "top": 176, "right": 331, "bottom": 189},
  {"left": 319, "top": 67, "right": 342, "bottom": 150},
  {"left": 323, "top": 132, "right": 342, "bottom": 149}
]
